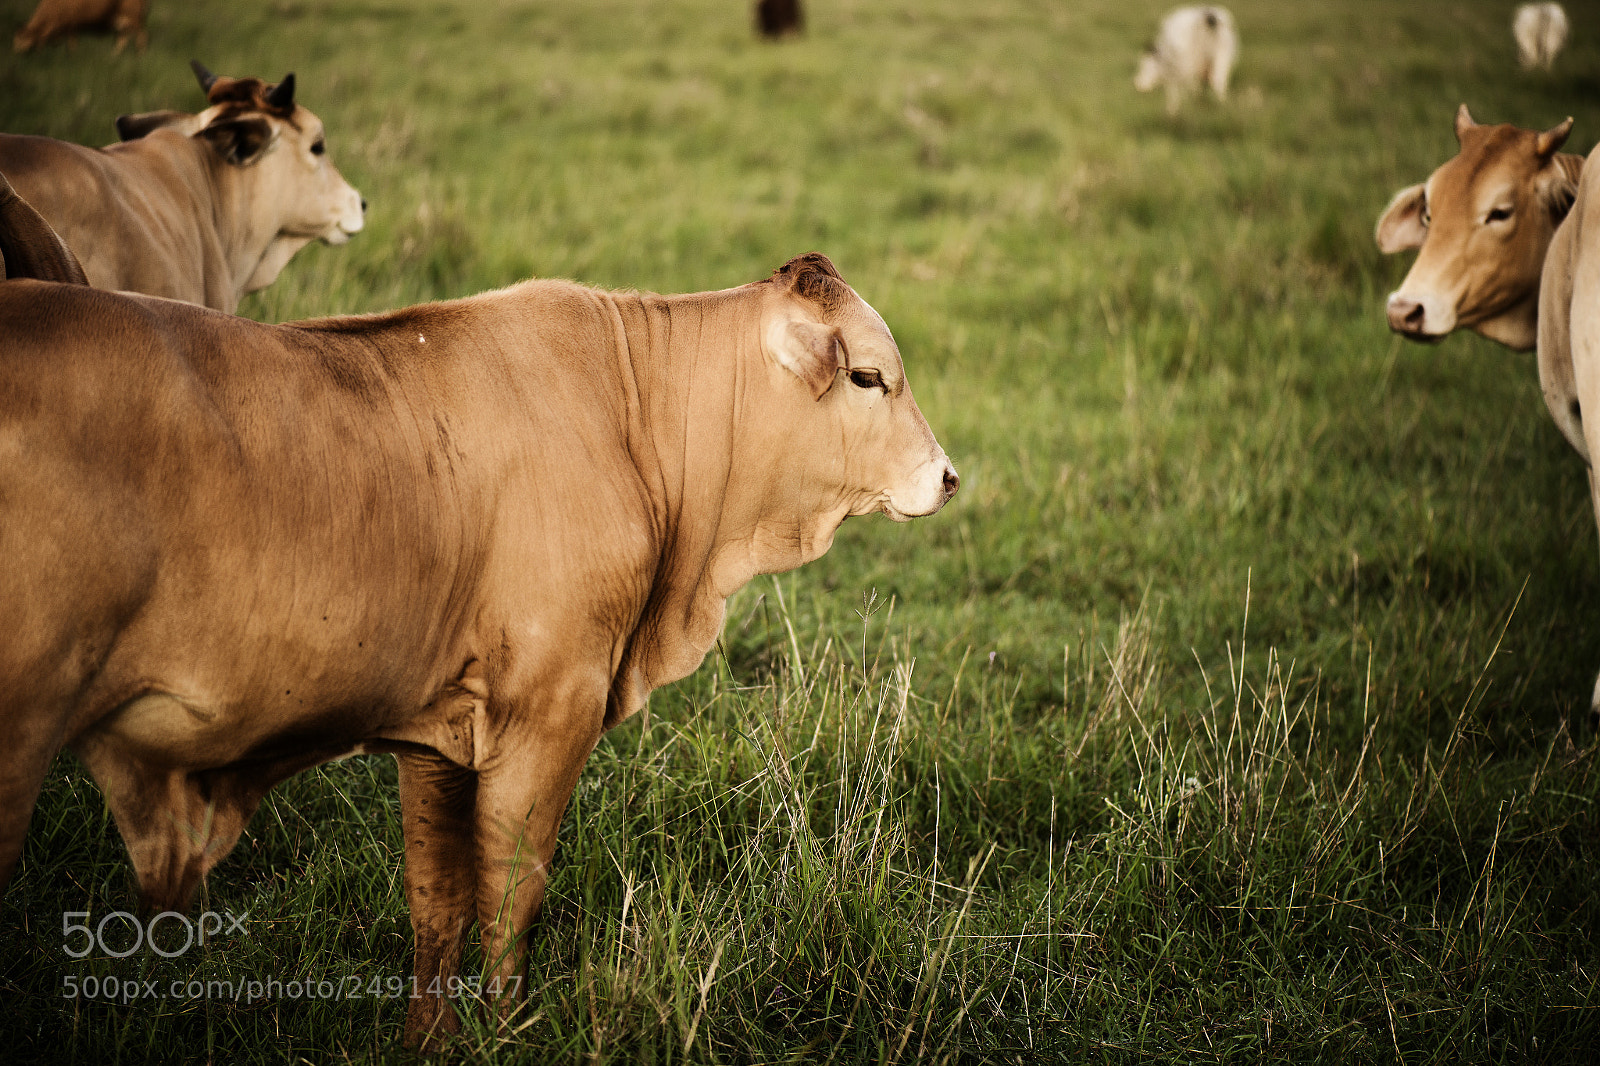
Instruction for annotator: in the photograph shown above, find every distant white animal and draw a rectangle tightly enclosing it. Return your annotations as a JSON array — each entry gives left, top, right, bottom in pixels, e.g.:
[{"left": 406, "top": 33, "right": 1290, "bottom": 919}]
[
  {"left": 1514, "top": 3, "right": 1569, "bottom": 71},
  {"left": 1135, "top": 6, "right": 1237, "bottom": 115}
]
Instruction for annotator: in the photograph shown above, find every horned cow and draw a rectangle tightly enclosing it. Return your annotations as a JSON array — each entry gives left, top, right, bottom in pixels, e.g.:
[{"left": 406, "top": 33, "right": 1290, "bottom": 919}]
[
  {"left": 1375, "top": 105, "right": 1580, "bottom": 350},
  {"left": 0, "top": 251, "right": 957, "bottom": 1047},
  {"left": 1372, "top": 110, "right": 1600, "bottom": 712},
  {"left": 0, "top": 61, "right": 364, "bottom": 313}
]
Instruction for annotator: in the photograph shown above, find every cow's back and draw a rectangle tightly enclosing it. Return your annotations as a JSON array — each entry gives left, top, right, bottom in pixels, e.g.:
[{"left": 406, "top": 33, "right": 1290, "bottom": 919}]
[
  {"left": 0, "top": 283, "right": 484, "bottom": 752},
  {"left": 0, "top": 279, "right": 663, "bottom": 758},
  {"left": 0, "top": 133, "right": 220, "bottom": 306}
]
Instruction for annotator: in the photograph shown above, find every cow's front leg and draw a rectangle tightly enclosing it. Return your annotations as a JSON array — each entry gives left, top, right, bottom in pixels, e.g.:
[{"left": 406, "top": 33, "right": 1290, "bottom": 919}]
[
  {"left": 472, "top": 694, "right": 605, "bottom": 1030},
  {"left": 398, "top": 751, "right": 479, "bottom": 1050}
]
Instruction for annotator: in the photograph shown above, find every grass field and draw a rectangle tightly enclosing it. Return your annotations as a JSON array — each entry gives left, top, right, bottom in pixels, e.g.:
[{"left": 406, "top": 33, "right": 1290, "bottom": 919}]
[{"left": 3, "top": 0, "right": 1600, "bottom": 1061}]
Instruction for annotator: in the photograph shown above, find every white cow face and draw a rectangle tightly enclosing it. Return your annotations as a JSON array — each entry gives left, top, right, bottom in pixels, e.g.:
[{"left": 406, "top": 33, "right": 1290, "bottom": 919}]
[{"left": 757, "top": 254, "right": 958, "bottom": 548}]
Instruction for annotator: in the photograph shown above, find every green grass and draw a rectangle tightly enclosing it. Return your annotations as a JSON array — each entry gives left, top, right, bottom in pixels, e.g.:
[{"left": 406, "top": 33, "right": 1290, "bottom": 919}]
[{"left": 3, "top": 0, "right": 1600, "bottom": 1061}]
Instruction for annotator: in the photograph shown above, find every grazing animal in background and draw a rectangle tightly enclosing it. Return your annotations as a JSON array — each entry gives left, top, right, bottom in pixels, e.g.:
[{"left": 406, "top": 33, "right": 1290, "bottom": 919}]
[
  {"left": 1514, "top": 3, "right": 1569, "bottom": 71},
  {"left": 1375, "top": 104, "right": 1580, "bottom": 350},
  {"left": 13, "top": 0, "right": 146, "bottom": 53},
  {"left": 0, "top": 251, "right": 958, "bottom": 1047},
  {"left": 1134, "top": 5, "right": 1237, "bottom": 115},
  {"left": 756, "top": 0, "right": 803, "bottom": 39},
  {"left": 0, "top": 61, "right": 364, "bottom": 313},
  {"left": 0, "top": 173, "right": 88, "bottom": 284}
]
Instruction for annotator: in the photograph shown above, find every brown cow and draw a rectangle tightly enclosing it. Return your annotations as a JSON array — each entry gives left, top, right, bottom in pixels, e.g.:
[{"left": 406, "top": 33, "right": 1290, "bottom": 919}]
[
  {"left": 13, "top": 0, "right": 146, "bottom": 53},
  {"left": 0, "top": 252, "right": 957, "bottom": 1046},
  {"left": 1375, "top": 112, "right": 1600, "bottom": 711},
  {"left": 0, "top": 62, "right": 364, "bottom": 312},
  {"left": 1376, "top": 105, "right": 1582, "bottom": 349}
]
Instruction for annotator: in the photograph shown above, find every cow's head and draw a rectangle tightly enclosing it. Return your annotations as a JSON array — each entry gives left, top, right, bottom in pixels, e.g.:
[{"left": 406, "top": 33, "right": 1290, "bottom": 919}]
[
  {"left": 755, "top": 253, "right": 958, "bottom": 543},
  {"left": 1376, "top": 105, "right": 1580, "bottom": 350},
  {"left": 117, "top": 62, "right": 366, "bottom": 290}
]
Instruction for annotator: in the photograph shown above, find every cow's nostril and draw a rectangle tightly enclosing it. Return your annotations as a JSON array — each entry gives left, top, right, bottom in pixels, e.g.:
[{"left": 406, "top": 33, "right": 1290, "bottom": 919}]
[
  {"left": 942, "top": 467, "right": 960, "bottom": 498},
  {"left": 360, "top": 198, "right": 368, "bottom": 213},
  {"left": 1387, "top": 296, "right": 1427, "bottom": 335}
]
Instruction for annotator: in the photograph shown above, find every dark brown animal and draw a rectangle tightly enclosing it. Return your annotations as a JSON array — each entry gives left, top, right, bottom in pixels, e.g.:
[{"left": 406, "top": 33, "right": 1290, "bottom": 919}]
[
  {"left": 0, "top": 252, "right": 957, "bottom": 1047},
  {"left": 756, "top": 0, "right": 803, "bottom": 38},
  {"left": 13, "top": 0, "right": 146, "bottom": 53},
  {"left": 0, "top": 173, "right": 87, "bottom": 284}
]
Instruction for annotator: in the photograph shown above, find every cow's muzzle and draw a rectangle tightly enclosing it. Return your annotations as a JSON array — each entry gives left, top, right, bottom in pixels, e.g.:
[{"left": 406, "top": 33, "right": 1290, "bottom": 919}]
[
  {"left": 883, "top": 461, "right": 959, "bottom": 521},
  {"left": 941, "top": 464, "right": 960, "bottom": 502},
  {"left": 1386, "top": 293, "right": 1447, "bottom": 342}
]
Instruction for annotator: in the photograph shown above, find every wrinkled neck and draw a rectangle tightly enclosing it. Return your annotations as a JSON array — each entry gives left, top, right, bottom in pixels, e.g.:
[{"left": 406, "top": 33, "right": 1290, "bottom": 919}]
[
  {"left": 203, "top": 151, "right": 284, "bottom": 311},
  {"left": 601, "top": 288, "right": 755, "bottom": 712},
  {"left": 600, "top": 284, "right": 848, "bottom": 722}
]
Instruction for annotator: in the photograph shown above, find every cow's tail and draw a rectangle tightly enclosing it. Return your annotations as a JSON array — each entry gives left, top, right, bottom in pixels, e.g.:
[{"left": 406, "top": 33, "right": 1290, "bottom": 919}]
[{"left": 0, "top": 172, "right": 88, "bottom": 286}]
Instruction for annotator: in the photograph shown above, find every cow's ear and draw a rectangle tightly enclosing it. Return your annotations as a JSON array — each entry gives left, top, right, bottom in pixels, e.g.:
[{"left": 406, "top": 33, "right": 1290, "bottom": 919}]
[
  {"left": 115, "top": 110, "right": 190, "bottom": 141},
  {"left": 194, "top": 116, "right": 275, "bottom": 166},
  {"left": 1541, "top": 151, "right": 1583, "bottom": 224},
  {"left": 0, "top": 172, "right": 89, "bottom": 286},
  {"left": 767, "top": 317, "right": 841, "bottom": 400},
  {"left": 1375, "top": 183, "right": 1427, "bottom": 253}
]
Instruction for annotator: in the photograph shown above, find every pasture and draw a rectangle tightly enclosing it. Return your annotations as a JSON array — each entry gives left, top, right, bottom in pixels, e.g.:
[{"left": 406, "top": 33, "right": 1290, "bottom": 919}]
[{"left": 2, "top": 0, "right": 1599, "bottom": 1060}]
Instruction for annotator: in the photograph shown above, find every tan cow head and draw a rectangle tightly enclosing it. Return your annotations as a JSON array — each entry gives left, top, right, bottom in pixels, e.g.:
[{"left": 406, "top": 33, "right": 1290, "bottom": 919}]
[
  {"left": 1376, "top": 105, "right": 1580, "bottom": 350},
  {"left": 753, "top": 254, "right": 958, "bottom": 557},
  {"left": 117, "top": 61, "right": 366, "bottom": 292}
]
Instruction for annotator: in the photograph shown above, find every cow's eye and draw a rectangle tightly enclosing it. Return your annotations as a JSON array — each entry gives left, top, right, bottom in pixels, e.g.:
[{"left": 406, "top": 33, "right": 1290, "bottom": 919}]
[
  {"left": 311, "top": 139, "right": 326, "bottom": 156},
  {"left": 848, "top": 369, "right": 885, "bottom": 391},
  {"left": 1420, "top": 197, "right": 1430, "bottom": 227},
  {"left": 1487, "top": 206, "right": 1512, "bottom": 223}
]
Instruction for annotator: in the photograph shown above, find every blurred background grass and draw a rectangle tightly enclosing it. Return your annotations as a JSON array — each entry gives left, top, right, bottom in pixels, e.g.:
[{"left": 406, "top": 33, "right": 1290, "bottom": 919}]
[{"left": 2, "top": 0, "right": 1599, "bottom": 1061}]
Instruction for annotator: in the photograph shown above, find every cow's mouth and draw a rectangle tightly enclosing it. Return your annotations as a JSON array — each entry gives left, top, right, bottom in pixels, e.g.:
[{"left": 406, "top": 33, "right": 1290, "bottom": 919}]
[
  {"left": 322, "top": 222, "right": 361, "bottom": 245},
  {"left": 881, "top": 497, "right": 947, "bottom": 521},
  {"left": 1392, "top": 328, "right": 1448, "bottom": 345},
  {"left": 881, "top": 499, "right": 915, "bottom": 522}
]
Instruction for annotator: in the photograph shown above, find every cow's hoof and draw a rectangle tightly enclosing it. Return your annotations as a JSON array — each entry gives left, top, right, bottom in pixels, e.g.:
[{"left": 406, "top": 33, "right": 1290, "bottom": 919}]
[{"left": 403, "top": 1000, "right": 460, "bottom": 1052}]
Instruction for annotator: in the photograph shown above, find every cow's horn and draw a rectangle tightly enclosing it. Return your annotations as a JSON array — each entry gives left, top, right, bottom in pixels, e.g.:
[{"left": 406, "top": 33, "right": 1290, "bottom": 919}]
[
  {"left": 266, "top": 73, "right": 296, "bottom": 111},
  {"left": 190, "top": 60, "right": 218, "bottom": 94},
  {"left": 1537, "top": 116, "right": 1575, "bottom": 158},
  {"left": 1454, "top": 103, "right": 1479, "bottom": 142}
]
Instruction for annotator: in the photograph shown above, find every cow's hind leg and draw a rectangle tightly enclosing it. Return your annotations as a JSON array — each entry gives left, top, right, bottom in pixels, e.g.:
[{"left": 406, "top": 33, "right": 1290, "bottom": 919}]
[{"left": 73, "top": 740, "right": 264, "bottom": 913}]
